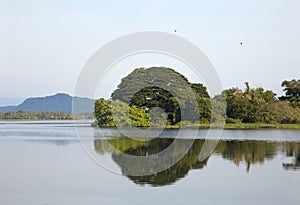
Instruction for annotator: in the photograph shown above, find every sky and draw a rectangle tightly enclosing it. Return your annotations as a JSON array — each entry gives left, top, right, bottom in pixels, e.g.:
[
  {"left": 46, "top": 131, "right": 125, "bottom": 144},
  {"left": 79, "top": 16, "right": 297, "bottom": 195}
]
[{"left": 1, "top": 0, "right": 300, "bottom": 99}]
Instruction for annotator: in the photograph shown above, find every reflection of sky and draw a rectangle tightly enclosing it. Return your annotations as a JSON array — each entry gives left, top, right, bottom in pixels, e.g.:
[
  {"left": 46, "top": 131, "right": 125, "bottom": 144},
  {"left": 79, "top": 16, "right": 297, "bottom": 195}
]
[
  {"left": 0, "top": 139, "right": 299, "bottom": 205},
  {"left": 1, "top": 0, "right": 300, "bottom": 98}
]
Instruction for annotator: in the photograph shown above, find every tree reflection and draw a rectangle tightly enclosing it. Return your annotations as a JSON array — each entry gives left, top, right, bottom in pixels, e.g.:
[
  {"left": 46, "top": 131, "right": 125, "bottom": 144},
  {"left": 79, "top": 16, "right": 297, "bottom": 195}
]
[
  {"left": 95, "top": 138, "right": 208, "bottom": 186},
  {"left": 214, "top": 140, "right": 278, "bottom": 172},
  {"left": 94, "top": 137, "right": 300, "bottom": 186},
  {"left": 283, "top": 142, "right": 300, "bottom": 171}
]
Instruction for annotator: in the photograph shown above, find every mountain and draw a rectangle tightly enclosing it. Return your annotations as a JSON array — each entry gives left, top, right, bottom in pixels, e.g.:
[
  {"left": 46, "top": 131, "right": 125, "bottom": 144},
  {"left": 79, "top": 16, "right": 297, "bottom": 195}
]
[
  {"left": 0, "top": 97, "right": 25, "bottom": 107},
  {"left": 0, "top": 93, "right": 94, "bottom": 114}
]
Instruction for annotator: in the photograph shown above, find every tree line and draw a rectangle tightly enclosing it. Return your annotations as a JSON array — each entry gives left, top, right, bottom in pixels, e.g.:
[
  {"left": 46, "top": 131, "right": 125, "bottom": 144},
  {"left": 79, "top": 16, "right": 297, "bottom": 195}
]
[
  {"left": 94, "top": 67, "right": 300, "bottom": 127},
  {"left": 223, "top": 81, "right": 300, "bottom": 124},
  {"left": 0, "top": 111, "right": 94, "bottom": 120}
]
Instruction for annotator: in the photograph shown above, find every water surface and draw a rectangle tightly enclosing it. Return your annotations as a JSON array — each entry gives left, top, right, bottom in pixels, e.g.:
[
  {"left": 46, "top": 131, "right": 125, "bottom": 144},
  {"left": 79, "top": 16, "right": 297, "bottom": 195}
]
[{"left": 0, "top": 121, "right": 299, "bottom": 205}]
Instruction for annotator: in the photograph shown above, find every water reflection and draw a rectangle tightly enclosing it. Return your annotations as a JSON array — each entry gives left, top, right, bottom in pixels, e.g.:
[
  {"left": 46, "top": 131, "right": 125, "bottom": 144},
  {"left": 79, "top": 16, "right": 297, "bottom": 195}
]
[
  {"left": 95, "top": 138, "right": 207, "bottom": 186},
  {"left": 215, "top": 140, "right": 278, "bottom": 172},
  {"left": 94, "top": 137, "right": 300, "bottom": 186},
  {"left": 283, "top": 142, "right": 300, "bottom": 171}
]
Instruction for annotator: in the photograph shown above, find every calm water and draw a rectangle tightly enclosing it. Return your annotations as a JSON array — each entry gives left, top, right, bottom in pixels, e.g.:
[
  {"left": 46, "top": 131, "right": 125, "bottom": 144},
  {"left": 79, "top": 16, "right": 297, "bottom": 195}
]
[{"left": 0, "top": 120, "right": 300, "bottom": 205}]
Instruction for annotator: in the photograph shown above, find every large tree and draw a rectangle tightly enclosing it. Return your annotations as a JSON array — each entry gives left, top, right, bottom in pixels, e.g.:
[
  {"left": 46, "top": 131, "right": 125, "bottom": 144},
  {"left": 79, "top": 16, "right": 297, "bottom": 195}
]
[
  {"left": 281, "top": 79, "right": 300, "bottom": 98},
  {"left": 280, "top": 79, "right": 300, "bottom": 108},
  {"left": 111, "top": 67, "right": 211, "bottom": 124}
]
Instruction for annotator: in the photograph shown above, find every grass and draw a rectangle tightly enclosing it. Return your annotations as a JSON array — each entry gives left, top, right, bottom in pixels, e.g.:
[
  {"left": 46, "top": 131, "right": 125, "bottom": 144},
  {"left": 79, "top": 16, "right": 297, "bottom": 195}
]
[
  {"left": 165, "top": 123, "right": 300, "bottom": 129},
  {"left": 225, "top": 123, "right": 300, "bottom": 129},
  {"left": 92, "top": 120, "right": 300, "bottom": 130}
]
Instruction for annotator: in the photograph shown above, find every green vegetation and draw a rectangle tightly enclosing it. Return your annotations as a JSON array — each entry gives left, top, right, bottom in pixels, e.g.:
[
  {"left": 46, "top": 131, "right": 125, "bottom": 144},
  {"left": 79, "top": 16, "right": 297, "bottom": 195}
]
[
  {"left": 94, "top": 98, "right": 114, "bottom": 126},
  {"left": 111, "top": 67, "right": 211, "bottom": 124},
  {"left": 96, "top": 67, "right": 211, "bottom": 127},
  {"left": 94, "top": 99, "right": 150, "bottom": 127},
  {"left": 93, "top": 67, "right": 300, "bottom": 129},
  {"left": 0, "top": 110, "right": 93, "bottom": 120},
  {"left": 223, "top": 123, "right": 300, "bottom": 129},
  {"left": 153, "top": 123, "right": 300, "bottom": 129},
  {"left": 279, "top": 79, "right": 300, "bottom": 108},
  {"left": 223, "top": 82, "right": 300, "bottom": 124}
]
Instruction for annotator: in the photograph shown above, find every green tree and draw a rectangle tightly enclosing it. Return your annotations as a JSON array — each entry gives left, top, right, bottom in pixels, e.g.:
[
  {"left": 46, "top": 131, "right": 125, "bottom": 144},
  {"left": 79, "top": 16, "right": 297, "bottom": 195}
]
[
  {"left": 224, "top": 83, "right": 300, "bottom": 124},
  {"left": 111, "top": 67, "right": 211, "bottom": 124},
  {"left": 111, "top": 100, "right": 150, "bottom": 127},
  {"left": 280, "top": 79, "right": 300, "bottom": 108},
  {"left": 281, "top": 79, "right": 300, "bottom": 98},
  {"left": 94, "top": 98, "right": 114, "bottom": 127},
  {"left": 94, "top": 99, "right": 151, "bottom": 127},
  {"left": 0, "top": 111, "right": 75, "bottom": 120},
  {"left": 190, "top": 83, "right": 210, "bottom": 98},
  {"left": 225, "top": 83, "right": 279, "bottom": 123}
]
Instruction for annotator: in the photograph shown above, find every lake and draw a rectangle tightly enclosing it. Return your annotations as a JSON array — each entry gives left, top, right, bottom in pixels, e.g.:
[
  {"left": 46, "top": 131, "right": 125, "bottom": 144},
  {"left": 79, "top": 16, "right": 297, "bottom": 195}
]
[{"left": 0, "top": 120, "right": 299, "bottom": 205}]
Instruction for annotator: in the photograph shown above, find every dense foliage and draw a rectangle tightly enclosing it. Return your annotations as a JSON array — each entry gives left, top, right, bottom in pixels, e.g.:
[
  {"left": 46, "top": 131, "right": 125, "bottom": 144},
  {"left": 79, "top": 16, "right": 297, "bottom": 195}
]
[
  {"left": 94, "top": 99, "right": 150, "bottom": 127},
  {"left": 279, "top": 79, "right": 300, "bottom": 108},
  {"left": 110, "top": 67, "right": 211, "bottom": 125},
  {"left": 94, "top": 98, "right": 114, "bottom": 126},
  {"left": 94, "top": 67, "right": 300, "bottom": 127},
  {"left": 0, "top": 111, "right": 73, "bottom": 120},
  {"left": 224, "top": 82, "right": 300, "bottom": 124},
  {"left": 0, "top": 111, "right": 93, "bottom": 120}
]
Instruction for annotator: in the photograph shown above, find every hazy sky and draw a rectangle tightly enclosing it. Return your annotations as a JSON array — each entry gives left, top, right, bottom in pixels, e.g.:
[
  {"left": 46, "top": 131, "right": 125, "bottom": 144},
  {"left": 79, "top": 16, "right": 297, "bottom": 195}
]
[{"left": 1, "top": 0, "right": 299, "bottom": 99}]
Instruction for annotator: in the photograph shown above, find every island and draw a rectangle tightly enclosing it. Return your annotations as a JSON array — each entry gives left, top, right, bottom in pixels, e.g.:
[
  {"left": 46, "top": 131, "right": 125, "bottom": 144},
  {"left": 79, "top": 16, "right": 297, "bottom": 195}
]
[{"left": 93, "top": 67, "right": 300, "bottom": 129}]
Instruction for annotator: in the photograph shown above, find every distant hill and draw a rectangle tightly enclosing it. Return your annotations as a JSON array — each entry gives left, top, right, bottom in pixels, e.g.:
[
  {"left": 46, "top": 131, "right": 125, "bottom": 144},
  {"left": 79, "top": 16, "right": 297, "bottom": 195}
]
[
  {"left": 0, "top": 93, "right": 94, "bottom": 114},
  {"left": 0, "top": 97, "right": 25, "bottom": 107}
]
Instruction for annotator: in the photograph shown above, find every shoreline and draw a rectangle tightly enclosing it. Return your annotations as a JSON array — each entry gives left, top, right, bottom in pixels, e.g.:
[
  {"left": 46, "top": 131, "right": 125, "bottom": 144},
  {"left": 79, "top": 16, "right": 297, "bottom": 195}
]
[
  {"left": 93, "top": 122, "right": 300, "bottom": 130},
  {"left": 1, "top": 119, "right": 300, "bottom": 130},
  {"left": 167, "top": 123, "right": 300, "bottom": 130}
]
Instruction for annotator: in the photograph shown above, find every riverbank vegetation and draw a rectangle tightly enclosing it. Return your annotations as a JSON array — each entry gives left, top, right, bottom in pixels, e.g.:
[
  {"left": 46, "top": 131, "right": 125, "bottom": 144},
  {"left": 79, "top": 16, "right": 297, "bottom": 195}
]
[
  {"left": 94, "top": 67, "right": 300, "bottom": 129},
  {"left": 0, "top": 111, "right": 93, "bottom": 120}
]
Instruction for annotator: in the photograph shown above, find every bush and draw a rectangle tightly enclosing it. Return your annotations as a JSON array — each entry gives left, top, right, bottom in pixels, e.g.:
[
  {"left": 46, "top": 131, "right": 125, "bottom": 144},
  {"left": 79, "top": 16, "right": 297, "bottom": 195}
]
[
  {"left": 176, "top": 120, "right": 193, "bottom": 126},
  {"left": 226, "top": 118, "right": 241, "bottom": 124}
]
